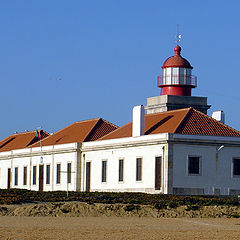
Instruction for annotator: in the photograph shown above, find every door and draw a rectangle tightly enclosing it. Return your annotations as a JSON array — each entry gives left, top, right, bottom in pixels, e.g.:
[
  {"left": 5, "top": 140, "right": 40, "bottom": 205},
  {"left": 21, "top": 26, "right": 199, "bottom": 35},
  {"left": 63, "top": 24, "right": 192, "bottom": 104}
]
[
  {"left": 155, "top": 157, "right": 162, "bottom": 190},
  {"left": 86, "top": 162, "right": 91, "bottom": 192},
  {"left": 39, "top": 165, "right": 44, "bottom": 191},
  {"left": 7, "top": 168, "right": 11, "bottom": 189}
]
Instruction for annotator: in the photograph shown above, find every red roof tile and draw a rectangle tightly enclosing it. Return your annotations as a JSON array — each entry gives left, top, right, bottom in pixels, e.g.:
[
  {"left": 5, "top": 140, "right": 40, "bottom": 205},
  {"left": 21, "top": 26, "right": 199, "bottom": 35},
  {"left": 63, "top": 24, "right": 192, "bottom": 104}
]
[
  {"left": 29, "top": 118, "right": 118, "bottom": 147},
  {"left": 100, "top": 108, "right": 190, "bottom": 140},
  {"left": 100, "top": 108, "right": 240, "bottom": 140},
  {"left": 0, "top": 130, "right": 49, "bottom": 152},
  {"left": 176, "top": 108, "right": 240, "bottom": 137}
]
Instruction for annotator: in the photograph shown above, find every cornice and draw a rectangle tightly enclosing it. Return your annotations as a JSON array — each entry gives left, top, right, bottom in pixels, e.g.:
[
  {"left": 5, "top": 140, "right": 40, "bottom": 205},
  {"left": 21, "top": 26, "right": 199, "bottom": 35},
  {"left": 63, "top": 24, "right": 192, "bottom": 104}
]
[
  {"left": 82, "top": 138, "right": 168, "bottom": 152},
  {"left": 0, "top": 147, "right": 79, "bottom": 160}
]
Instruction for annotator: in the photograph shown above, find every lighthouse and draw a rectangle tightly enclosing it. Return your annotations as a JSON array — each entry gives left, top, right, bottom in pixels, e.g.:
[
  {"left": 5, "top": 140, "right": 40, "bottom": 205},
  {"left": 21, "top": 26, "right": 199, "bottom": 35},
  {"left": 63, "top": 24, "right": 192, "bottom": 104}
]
[
  {"left": 158, "top": 45, "right": 196, "bottom": 96},
  {"left": 146, "top": 44, "right": 211, "bottom": 114}
]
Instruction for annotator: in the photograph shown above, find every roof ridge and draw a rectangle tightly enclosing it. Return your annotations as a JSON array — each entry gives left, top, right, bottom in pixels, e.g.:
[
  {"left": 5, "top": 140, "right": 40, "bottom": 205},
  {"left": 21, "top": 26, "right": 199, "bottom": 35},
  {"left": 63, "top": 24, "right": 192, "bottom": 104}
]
[
  {"left": 173, "top": 108, "right": 193, "bottom": 133},
  {"left": 36, "top": 119, "right": 100, "bottom": 145},
  {"left": 11, "top": 130, "right": 36, "bottom": 136},
  {"left": 98, "top": 122, "right": 131, "bottom": 140},
  {"left": 146, "top": 107, "right": 192, "bottom": 117},
  {"left": 74, "top": 118, "right": 101, "bottom": 124},
  {"left": 144, "top": 108, "right": 190, "bottom": 135},
  {"left": 101, "top": 118, "right": 119, "bottom": 129},
  {"left": 83, "top": 118, "right": 103, "bottom": 142},
  {"left": 9, "top": 130, "right": 49, "bottom": 137}
]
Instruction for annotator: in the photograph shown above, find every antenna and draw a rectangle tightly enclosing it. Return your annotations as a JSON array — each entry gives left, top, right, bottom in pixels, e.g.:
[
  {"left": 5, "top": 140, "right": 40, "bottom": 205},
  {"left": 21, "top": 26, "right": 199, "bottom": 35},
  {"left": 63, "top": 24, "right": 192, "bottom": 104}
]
[{"left": 176, "top": 24, "right": 181, "bottom": 45}]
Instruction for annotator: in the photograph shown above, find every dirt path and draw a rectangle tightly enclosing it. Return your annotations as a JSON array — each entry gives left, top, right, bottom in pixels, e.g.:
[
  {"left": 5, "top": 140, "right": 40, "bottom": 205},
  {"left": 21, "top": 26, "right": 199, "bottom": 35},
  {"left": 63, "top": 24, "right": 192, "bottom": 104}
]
[{"left": 0, "top": 216, "right": 240, "bottom": 240}]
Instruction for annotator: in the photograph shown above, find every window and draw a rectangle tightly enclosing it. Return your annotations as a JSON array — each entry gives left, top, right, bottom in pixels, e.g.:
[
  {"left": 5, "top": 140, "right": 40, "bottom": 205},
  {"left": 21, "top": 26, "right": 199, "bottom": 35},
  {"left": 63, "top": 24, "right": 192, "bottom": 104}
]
[
  {"left": 14, "top": 167, "right": 18, "bottom": 186},
  {"left": 119, "top": 159, "right": 124, "bottom": 182},
  {"left": 23, "top": 166, "right": 27, "bottom": 185},
  {"left": 188, "top": 156, "right": 200, "bottom": 175},
  {"left": 46, "top": 164, "right": 50, "bottom": 184},
  {"left": 136, "top": 158, "right": 142, "bottom": 181},
  {"left": 33, "top": 166, "right": 36, "bottom": 185},
  {"left": 67, "top": 163, "right": 71, "bottom": 184},
  {"left": 233, "top": 159, "right": 240, "bottom": 176},
  {"left": 102, "top": 160, "right": 107, "bottom": 183},
  {"left": 56, "top": 164, "right": 61, "bottom": 184},
  {"left": 155, "top": 157, "right": 162, "bottom": 190}
]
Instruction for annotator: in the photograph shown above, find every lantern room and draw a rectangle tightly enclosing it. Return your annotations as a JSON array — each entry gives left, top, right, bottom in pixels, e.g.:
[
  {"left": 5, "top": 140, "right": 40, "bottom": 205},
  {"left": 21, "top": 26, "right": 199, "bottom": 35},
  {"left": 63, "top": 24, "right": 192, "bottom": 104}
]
[{"left": 157, "top": 45, "right": 197, "bottom": 96}]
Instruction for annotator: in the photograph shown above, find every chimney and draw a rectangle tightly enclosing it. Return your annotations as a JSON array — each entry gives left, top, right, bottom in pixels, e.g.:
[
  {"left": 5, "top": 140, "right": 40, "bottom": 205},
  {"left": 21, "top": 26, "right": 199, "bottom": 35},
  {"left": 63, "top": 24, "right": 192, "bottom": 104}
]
[
  {"left": 212, "top": 110, "right": 225, "bottom": 124},
  {"left": 132, "top": 105, "right": 145, "bottom": 137}
]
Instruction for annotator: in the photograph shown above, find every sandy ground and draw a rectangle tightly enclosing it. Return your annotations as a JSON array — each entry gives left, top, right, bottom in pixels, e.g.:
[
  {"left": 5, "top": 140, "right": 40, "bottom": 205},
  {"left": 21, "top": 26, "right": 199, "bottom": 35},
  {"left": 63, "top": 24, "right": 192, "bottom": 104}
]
[{"left": 0, "top": 216, "right": 240, "bottom": 240}]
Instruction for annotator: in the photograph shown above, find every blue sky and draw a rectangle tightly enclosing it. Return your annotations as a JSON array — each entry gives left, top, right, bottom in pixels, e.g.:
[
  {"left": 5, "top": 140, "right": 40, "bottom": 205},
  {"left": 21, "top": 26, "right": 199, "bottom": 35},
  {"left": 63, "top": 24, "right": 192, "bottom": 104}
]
[{"left": 0, "top": 0, "right": 240, "bottom": 138}]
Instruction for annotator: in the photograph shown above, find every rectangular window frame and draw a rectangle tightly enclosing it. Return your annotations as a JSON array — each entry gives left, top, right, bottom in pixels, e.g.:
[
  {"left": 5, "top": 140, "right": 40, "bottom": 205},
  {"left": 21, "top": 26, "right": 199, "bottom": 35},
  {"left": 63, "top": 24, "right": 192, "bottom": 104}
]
[
  {"left": 232, "top": 158, "right": 240, "bottom": 177},
  {"left": 187, "top": 155, "right": 201, "bottom": 176},
  {"left": 23, "top": 166, "right": 27, "bottom": 186},
  {"left": 14, "top": 167, "right": 18, "bottom": 186},
  {"left": 136, "top": 157, "right": 142, "bottom": 182},
  {"left": 67, "top": 162, "right": 72, "bottom": 184},
  {"left": 119, "top": 159, "right": 124, "bottom": 182},
  {"left": 33, "top": 165, "right": 37, "bottom": 185},
  {"left": 46, "top": 164, "right": 50, "bottom": 185},
  {"left": 155, "top": 156, "right": 162, "bottom": 190},
  {"left": 101, "top": 160, "right": 107, "bottom": 183},
  {"left": 56, "top": 163, "right": 61, "bottom": 184}
]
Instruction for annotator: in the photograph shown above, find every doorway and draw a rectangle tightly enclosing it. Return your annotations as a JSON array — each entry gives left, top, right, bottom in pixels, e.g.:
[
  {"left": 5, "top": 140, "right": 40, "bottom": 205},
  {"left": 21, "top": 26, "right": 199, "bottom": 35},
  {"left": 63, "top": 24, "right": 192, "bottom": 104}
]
[
  {"left": 7, "top": 168, "right": 11, "bottom": 189},
  {"left": 39, "top": 165, "right": 44, "bottom": 191},
  {"left": 86, "top": 162, "right": 91, "bottom": 192},
  {"left": 155, "top": 157, "right": 162, "bottom": 190}
]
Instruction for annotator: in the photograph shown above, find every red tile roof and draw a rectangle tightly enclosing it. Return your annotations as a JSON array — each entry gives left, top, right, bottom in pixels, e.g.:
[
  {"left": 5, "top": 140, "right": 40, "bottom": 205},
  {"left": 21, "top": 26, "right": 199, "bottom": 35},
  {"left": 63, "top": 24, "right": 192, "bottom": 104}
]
[
  {"left": 176, "top": 108, "right": 240, "bottom": 136},
  {"left": 0, "top": 130, "right": 49, "bottom": 152},
  {"left": 100, "top": 108, "right": 240, "bottom": 140},
  {"left": 29, "top": 118, "right": 118, "bottom": 147}
]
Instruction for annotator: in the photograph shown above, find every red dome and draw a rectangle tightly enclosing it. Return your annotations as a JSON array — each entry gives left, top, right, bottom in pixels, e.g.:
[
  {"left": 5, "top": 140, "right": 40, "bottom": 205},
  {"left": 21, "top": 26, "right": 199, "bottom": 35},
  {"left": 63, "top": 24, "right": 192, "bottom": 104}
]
[{"left": 162, "top": 45, "right": 193, "bottom": 69}]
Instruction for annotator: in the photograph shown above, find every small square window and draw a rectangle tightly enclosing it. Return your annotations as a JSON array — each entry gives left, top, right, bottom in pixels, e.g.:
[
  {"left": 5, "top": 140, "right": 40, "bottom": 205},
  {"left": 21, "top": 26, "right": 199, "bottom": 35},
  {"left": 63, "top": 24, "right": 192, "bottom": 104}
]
[
  {"left": 188, "top": 156, "right": 200, "bottom": 175},
  {"left": 233, "top": 159, "right": 240, "bottom": 176}
]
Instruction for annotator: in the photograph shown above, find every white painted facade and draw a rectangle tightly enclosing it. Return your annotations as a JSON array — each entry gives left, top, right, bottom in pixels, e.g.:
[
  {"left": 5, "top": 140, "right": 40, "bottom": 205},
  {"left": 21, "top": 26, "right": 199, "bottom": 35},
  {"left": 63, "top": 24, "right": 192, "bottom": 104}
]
[
  {"left": 81, "top": 133, "right": 240, "bottom": 195},
  {"left": 82, "top": 133, "right": 168, "bottom": 193},
  {"left": 1, "top": 133, "right": 240, "bottom": 195},
  {"left": 0, "top": 143, "right": 81, "bottom": 192}
]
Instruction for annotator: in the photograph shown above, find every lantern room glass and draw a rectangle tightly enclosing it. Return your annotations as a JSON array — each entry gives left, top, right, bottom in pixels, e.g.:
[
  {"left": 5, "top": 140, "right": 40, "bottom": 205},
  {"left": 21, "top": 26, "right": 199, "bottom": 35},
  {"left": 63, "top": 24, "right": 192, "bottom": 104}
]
[{"left": 162, "top": 67, "right": 192, "bottom": 85}]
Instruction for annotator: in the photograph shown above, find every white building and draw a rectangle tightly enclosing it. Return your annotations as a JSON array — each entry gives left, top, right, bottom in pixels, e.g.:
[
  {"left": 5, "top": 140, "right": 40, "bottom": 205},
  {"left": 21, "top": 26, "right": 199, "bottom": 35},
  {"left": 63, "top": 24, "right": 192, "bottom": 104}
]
[
  {"left": 1, "top": 44, "right": 240, "bottom": 195},
  {"left": 82, "top": 107, "right": 240, "bottom": 195},
  {"left": 0, "top": 118, "right": 117, "bottom": 192}
]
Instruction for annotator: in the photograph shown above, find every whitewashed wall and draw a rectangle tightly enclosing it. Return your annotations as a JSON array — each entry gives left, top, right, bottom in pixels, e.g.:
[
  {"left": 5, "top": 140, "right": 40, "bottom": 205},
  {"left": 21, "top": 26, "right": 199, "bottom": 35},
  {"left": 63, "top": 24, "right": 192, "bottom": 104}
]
[
  {"left": 0, "top": 151, "right": 12, "bottom": 189},
  {"left": 82, "top": 134, "right": 168, "bottom": 193},
  {"left": 1, "top": 132, "right": 240, "bottom": 195},
  {"left": 173, "top": 143, "right": 240, "bottom": 195},
  {"left": 0, "top": 143, "right": 79, "bottom": 191},
  {"left": 172, "top": 134, "right": 240, "bottom": 195}
]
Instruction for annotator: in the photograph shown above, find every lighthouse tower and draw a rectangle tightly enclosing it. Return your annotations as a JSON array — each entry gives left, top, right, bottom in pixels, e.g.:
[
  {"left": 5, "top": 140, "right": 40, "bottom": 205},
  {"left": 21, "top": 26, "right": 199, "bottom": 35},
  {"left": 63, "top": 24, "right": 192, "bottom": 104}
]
[
  {"left": 146, "top": 44, "right": 211, "bottom": 114},
  {"left": 158, "top": 45, "right": 196, "bottom": 96}
]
